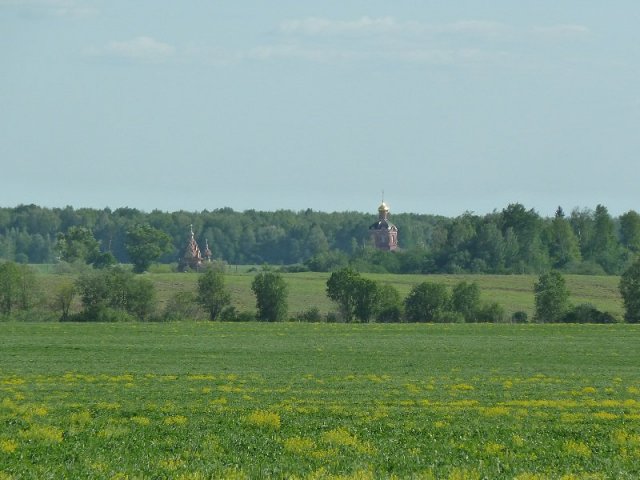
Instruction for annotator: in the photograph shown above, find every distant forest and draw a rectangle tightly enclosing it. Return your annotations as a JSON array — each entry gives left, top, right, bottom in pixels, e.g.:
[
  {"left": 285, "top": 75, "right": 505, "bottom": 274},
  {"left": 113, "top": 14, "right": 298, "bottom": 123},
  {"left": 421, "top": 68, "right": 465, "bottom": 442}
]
[{"left": 1, "top": 203, "right": 639, "bottom": 275}]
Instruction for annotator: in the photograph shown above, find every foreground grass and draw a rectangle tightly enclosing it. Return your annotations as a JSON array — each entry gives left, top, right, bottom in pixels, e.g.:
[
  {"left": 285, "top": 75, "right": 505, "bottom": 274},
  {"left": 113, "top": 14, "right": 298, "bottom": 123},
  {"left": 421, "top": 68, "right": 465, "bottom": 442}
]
[{"left": 1, "top": 322, "right": 639, "bottom": 478}]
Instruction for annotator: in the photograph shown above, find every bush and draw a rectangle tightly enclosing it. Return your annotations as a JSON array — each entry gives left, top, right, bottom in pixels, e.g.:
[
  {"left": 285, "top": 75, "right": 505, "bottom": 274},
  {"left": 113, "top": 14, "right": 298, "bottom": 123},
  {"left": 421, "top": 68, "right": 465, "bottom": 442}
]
[
  {"left": 75, "top": 267, "right": 157, "bottom": 321},
  {"left": 296, "top": 307, "right": 323, "bottom": 322},
  {"left": 163, "top": 291, "right": 203, "bottom": 321},
  {"left": 82, "top": 307, "right": 137, "bottom": 323},
  {"left": 562, "top": 304, "right": 618, "bottom": 324},
  {"left": 511, "top": 311, "right": 529, "bottom": 323},
  {"left": 450, "top": 281, "right": 481, "bottom": 322},
  {"left": 476, "top": 302, "right": 506, "bottom": 323},
  {"left": 376, "top": 284, "right": 403, "bottom": 323},
  {"left": 53, "top": 260, "right": 93, "bottom": 275},
  {"left": 235, "top": 311, "right": 256, "bottom": 322},
  {"left": 376, "top": 304, "right": 404, "bottom": 323},
  {"left": 404, "top": 282, "right": 450, "bottom": 322},
  {"left": 326, "top": 312, "right": 341, "bottom": 323},
  {"left": 11, "top": 309, "right": 58, "bottom": 322},
  {"left": 280, "top": 264, "right": 309, "bottom": 273},
  {"left": 433, "top": 311, "right": 465, "bottom": 323}
]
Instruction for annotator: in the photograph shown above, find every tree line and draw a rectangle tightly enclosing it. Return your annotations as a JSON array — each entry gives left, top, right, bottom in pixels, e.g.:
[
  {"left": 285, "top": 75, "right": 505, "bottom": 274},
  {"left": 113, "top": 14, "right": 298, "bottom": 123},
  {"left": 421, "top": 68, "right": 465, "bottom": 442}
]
[
  {"left": 3, "top": 260, "right": 640, "bottom": 324},
  {"left": 2, "top": 203, "right": 640, "bottom": 275}
]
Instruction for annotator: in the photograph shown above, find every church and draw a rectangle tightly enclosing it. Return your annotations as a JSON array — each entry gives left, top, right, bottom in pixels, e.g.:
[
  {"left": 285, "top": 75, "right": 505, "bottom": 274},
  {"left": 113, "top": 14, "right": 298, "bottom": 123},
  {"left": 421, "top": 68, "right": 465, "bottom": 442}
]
[
  {"left": 369, "top": 201, "right": 398, "bottom": 251},
  {"left": 178, "top": 225, "right": 212, "bottom": 271}
]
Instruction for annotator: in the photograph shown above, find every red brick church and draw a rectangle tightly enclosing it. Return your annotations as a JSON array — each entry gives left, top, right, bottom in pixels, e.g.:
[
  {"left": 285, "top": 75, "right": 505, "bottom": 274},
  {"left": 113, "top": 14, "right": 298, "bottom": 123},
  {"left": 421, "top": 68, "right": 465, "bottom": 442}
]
[{"left": 369, "top": 201, "right": 398, "bottom": 251}]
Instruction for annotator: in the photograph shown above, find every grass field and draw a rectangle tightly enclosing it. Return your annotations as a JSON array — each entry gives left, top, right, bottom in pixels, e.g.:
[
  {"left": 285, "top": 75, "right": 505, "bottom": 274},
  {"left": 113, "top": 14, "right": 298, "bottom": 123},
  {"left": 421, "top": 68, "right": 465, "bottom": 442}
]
[
  {"left": 1, "top": 322, "right": 639, "bottom": 478},
  {"left": 39, "top": 270, "right": 624, "bottom": 321}
]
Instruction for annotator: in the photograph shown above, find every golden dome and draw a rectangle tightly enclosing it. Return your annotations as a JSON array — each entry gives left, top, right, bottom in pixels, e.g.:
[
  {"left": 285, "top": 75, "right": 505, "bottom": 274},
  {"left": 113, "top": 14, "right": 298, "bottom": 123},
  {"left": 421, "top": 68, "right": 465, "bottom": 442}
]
[{"left": 378, "top": 202, "right": 389, "bottom": 212}]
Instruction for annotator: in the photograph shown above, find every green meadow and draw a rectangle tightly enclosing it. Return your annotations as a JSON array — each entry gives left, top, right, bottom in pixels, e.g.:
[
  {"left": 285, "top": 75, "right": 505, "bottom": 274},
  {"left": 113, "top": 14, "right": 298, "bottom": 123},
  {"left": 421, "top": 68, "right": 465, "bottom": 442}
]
[
  {"left": 1, "top": 322, "right": 639, "bottom": 478},
  {"left": 38, "top": 270, "right": 623, "bottom": 321},
  {"left": 140, "top": 271, "right": 625, "bottom": 320}
]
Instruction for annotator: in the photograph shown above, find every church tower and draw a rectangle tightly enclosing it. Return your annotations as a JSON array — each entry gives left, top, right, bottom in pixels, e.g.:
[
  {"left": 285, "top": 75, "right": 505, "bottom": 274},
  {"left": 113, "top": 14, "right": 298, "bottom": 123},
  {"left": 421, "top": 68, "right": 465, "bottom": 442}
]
[
  {"left": 179, "top": 225, "right": 204, "bottom": 271},
  {"left": 369, "top": 201, "right": 398, "bottom": 251}
]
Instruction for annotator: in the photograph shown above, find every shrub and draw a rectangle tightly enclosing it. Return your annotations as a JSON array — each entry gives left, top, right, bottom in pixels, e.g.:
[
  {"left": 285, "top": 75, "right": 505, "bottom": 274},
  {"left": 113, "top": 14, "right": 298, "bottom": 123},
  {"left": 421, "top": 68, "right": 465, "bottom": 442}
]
[
  {"left": 296, "top": 307, "right": 323, "bottom": 322},
  {"left": 326, "top": 312, "right": 341, "bottom": 323},
  {"left": 404, "top": 282, "right": 449, "bottom": 322},
  {"left": 235, "top": 311, "right": 256, "bottom": 322},
  {"left": 562, "top": 304, "right": 618, "bottom": 324},
  {"left": 376, "top": 304, "right": 404, "bottom": 323},
  {"left": 75, "top": 267, "right": 157, "bottom": 321},
  {"left": 476, "top": 302, "right": 506, "bottom": 323},
  {"left": 511, "top": 311, "right": 529, "bottom": 323},
  {"left": 376, "top": 284, "right": 403, "bottom": 323},
  {"left": 163, "top": 291, "right": 202, "bottom": 321},
  {"left": 433, "top": 311, "right": 465, "bottom": 323},
  {"left": 451, "top": 281, "right": 481, "bottom": 322}
]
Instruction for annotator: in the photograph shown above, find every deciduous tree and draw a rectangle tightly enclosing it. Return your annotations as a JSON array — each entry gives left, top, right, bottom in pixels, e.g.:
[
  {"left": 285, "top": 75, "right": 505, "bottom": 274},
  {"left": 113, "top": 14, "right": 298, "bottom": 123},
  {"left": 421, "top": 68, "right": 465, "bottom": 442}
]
[
  {"left": 251, "top": 269, "right": 288, "bottom": 322},
  {"left": 534, "top": 271, "right": 570, "bottom": 323},
  {"left": 197, "top": 266, "right": 231, "bottom": 321},
  {"left": 404, "top": 282, "right": 450, "bottom": 322},
  {"left": 619, "top": 258, "right": 640, "bottom": 323},
  {"left": 451, "top": 281, "right": 481, "bottom": 322},
  {"left": 52, "top": 280, "right": 75, "bottom": 321},
  {"left": 326, "top": 268, "right": 361, "bottom": 322},
  {"left": 56, "top": 226, "right": 100, "bottom": 264},
  {"left": 125, "top": 224, "right": 172, "bottom": 273}
]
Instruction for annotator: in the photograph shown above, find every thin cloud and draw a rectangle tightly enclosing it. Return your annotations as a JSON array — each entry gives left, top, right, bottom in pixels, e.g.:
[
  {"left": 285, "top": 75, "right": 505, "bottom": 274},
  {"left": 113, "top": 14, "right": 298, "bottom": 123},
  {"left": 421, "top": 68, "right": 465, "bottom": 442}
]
[
  {"left": 247, "top": 44, "right": 359, "bottom": 63},
  {"left": 279, "top": 16, "right": 412, "bottom": 36},
  {"left": 0, "top": 0, "right": 97, "bottom": 17},
  {"left": 532, "top": 24, "right": 591, "bottom": 39},
  {"left": 438, "top": 20, "right": 512, "bottom": 37},
  {"left": 87, "top": 36, "right": 176, "bottom": 63},
  {"left": 278, "top": 17, "right": 511, "bottom": 39}
]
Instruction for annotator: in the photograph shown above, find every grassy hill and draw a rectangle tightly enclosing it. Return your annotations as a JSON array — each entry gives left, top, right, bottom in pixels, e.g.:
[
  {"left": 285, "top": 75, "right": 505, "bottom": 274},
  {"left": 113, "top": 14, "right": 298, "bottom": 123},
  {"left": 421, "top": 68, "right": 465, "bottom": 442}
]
[{"left": 38, "top": 270, "right": 624, "bottom": 320}]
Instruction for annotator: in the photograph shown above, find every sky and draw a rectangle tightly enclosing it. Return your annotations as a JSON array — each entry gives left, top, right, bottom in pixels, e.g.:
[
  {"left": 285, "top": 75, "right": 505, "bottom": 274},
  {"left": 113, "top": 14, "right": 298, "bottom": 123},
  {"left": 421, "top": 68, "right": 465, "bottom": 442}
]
[{"left": 1, "top": 1, "right": 639, "bottom": 218}]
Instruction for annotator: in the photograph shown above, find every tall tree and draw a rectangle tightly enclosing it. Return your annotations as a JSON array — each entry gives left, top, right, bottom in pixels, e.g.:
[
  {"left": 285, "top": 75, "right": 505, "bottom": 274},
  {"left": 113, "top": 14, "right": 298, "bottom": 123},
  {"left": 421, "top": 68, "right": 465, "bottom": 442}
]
[
  {"left": 619, "top": 258, "right": 640, "bottom": 323},
  {"left": 534, "top": 271, "right": 570, "bottom": 323},
  {"left": 0, "top": 261, "right": 36, "bottom": 315},
  {"left": 251, "top": 269, "right": 288, "bottom": 322},
  {"left": 545, "top": 207, "right": 581, "bottom": 269},
  {"left": 196, "top": 266, "right": 231, "bottom": 321},
  {"left": 125, "top": 224, "right": 172, "bottom": 273},
  {"left": 451, "top": 281, "right": 481, "bottom": 322},
  {"left": 376, "top": 284, "right": 403, "bottom": 323},
  {"left": 619, "top": 210, "right": 640, "bottom": 254},
  {"left": 352, "top": 277, "right": 379, "bottom": 323},
  {"left": 56, "top": 226, "right": 100, "bottom": 264},
  {"left": 52, "top": 280, "right": 75, "bottom": 321},
  {"left": 326, "top": 268, "right": 362, "bottom": 322},
  {"left": 590, "top": 205, "right": 621, "bottom": 273}
]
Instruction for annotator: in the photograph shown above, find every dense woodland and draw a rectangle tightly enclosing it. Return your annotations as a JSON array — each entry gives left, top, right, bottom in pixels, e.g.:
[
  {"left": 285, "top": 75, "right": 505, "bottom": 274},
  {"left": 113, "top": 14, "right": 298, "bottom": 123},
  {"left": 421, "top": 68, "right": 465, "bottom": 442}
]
[{"left": 1, "top": 203, "right": 640, "bottom": 275}]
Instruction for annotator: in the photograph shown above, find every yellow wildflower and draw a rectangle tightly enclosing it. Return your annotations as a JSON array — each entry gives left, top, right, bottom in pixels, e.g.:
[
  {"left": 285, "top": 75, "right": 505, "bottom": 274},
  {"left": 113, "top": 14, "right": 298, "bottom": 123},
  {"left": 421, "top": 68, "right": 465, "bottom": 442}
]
[
  {"left": 0, "top": 439, "right": 18, "bottom": 453},
  {"left": 164, "top": 415, "right": 188, "bottom": 426},
  {"left": 564, "top": 440, "right": 591, "bottom": 457},
  {"left": 246, "top": 410, "right": 280, "bottom": 430}
]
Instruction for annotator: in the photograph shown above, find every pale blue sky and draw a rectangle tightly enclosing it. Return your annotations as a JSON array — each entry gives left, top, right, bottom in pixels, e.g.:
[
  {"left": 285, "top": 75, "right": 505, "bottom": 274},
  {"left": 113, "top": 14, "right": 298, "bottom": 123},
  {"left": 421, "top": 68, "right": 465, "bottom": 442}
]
[{"left": 1, "top": 1, "right": 639, "bottom": 217}]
